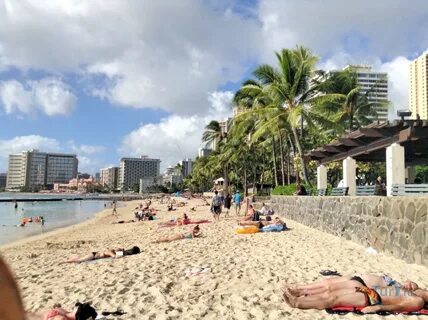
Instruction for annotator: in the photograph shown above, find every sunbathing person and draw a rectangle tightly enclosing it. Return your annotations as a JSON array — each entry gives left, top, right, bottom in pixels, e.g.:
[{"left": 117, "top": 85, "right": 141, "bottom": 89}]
[
  {"left": 239, "top": 216, "right": 286, "bottom": 228},
  {"left": 154, "top": 225, "right": 201, "bottom": 243},
  {"left": 60, "top": 246, "right": 140, "bottom": 264},
  {"left": 239, "top": 205, "right": 260, "bottom": 222},
  {"left": 288, "top": 274, "right": 416, "bottom": 297},
  {"left": 282, "top": 279, "right": 427, "bottom": 314}
]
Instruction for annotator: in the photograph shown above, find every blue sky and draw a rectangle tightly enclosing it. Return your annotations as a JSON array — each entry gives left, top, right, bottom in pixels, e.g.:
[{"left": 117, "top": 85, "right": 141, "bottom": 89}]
[{"left": 0, "top": 0, "right": 427, "bottom": 173}]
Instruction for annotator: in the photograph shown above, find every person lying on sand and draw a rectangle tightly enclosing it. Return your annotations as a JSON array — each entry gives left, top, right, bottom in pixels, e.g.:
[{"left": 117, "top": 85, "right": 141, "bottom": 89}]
[
  {"left": 288, "top": 274, "right": 420, "bottom": 297},
  {"left": 159, "top": 214, "right": 191, "bottom": 227},
  {"left": 239, "top": 217, "right": 287, "bottom": 229},
  {"left": 60, "top": 246, "right": 140, "bottom": 264},
  {"left": 40, "top": 303, "right": 76, "bottom": 320},
  {"left": 282, "top": 278, "right": 428, "bottom": 314},
  {"left": 154, "top": 225, "right": 201, "bottom": 243},
  {"left": 159, "top": 214, "right": 210, "bottom": 228}
]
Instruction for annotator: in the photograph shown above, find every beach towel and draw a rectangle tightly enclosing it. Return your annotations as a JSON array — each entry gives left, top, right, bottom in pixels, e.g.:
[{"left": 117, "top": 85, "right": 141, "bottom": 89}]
[
  {"left": 326, "top": 306, "right": 428, "bottom": 316},
  {"left": 261, "top": 224, "right": 284, "bottom": 232}
]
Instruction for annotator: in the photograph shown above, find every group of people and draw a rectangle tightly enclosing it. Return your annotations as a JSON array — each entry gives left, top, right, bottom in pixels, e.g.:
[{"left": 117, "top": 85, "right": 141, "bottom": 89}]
[
  {"left": 133, "top": 200, "right": 156, "bottom": 221},
  {"left": 210, "top": 190, "right": 244, "bottom": 220},
  {"left": 18, "top": 216, "right": 45, "bottom": 227},
  {"left": 282, "top": 273, "right": 428, "bottom": 314}
]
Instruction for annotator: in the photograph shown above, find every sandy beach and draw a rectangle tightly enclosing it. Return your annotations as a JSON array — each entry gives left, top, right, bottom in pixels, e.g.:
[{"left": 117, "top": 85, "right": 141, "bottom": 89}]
[{"left": 1, "top": 197, "right": 428, "bottom": 320}]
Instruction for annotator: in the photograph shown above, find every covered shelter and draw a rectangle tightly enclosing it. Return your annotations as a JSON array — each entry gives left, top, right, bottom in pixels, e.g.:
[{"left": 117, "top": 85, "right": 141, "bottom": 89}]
[{"left": 308, "top": 119, "right": 428, "bottom": 196}]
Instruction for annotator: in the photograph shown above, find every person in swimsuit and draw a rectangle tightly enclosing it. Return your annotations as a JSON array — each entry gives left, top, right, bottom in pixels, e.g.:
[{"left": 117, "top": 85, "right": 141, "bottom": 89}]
[
  {"left": 287, "top": 273, "right": 412, "bottom": 297},
  {"left": 60, "top": 246, "right": 140, "bottom": 264},
  {"left": 239, "top": 217, "right": 287, "bottom": 229},
  {"left": 154, "top": 225, "right": 201, "bottom": 243},
  {"left": 282, "top": 278, "right": 426, "bottom": 313}
]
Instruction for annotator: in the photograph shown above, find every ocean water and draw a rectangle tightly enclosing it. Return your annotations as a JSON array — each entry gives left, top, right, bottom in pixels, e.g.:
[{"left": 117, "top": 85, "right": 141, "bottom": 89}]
[{"left": 0, "top": 199, "right": 109, "bottom": 245}]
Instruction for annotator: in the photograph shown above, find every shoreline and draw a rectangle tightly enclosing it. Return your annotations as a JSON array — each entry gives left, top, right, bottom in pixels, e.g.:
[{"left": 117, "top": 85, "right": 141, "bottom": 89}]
[{"left": 0, "top": 201, "right": 126, "bottom": 250}]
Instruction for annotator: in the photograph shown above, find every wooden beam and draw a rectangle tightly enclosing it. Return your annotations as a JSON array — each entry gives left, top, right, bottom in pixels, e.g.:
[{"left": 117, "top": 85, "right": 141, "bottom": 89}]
[
  {"left": 323, "top": 145, "right": 349, "bottom": 153},
  {"left": 320, "top": 136, "right": 398, "bottom": 164},
  {"left": 359, "top": 127, "right": 389, "bottom": 138},
  {"left": 337, "top": 138, "right": 366, "bottom": 147}
]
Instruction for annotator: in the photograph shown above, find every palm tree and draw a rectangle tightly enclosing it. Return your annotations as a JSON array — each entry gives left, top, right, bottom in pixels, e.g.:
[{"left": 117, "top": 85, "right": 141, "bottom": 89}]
[
  {"left": 235, "top": 47, "right": 324, "bottom": 186},
  {"left": 313, "top": 70, "right": 383, "bottom": 133},
  {"left": 202, "top": 120, "right": 223, "bottom": 150}
]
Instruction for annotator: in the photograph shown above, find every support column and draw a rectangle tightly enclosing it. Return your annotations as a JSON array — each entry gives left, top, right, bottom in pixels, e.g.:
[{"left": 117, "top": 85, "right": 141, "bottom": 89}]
[
  {"left": 317, "top": 164, "right": 327, "bottom": 190},
  {"left": 405, "top": 166, "right": 416, "bottom": 184},
  {"left": 343, "top": 157, "right": 356, "bottom": 196},
  {"left": 386, "top": 143, "right": 405, "bottom": 196}
]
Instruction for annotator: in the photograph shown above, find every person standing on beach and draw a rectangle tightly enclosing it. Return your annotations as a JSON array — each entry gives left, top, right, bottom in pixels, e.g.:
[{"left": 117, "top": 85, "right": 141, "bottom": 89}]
[
  {"left": 112, "top": 201, "right": 118, "bottom": 216},
  {"left": 233, "top": 191, "right": 242, "bottom": 216},
  {"left": 14, "top": 201, "right": 18, "bottom": 210},
  {"left": 223, "top": 193, "right": 232, "bottom": 217},
  {"left": 211, "top": 191, "right": 222, "bottom": 221}
]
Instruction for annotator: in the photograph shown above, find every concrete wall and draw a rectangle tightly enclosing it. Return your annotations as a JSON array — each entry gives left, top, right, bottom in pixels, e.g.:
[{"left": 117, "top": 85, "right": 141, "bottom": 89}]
[{"left": 271, "top": 196, "right": 428, "bottom": 266}]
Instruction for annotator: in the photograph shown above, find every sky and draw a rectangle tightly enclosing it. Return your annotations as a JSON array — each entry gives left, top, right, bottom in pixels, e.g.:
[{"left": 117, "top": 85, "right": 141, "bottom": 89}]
[{"left": 0, "top": 0, "right": 427, "bottom": 174}]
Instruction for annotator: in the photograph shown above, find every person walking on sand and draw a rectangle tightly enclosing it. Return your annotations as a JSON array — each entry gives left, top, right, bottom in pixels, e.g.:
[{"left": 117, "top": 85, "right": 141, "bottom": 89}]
[
  {"left": 211, "top": 191, "right": 222, "bottom": 221},
  {"left": 223, "top": 193, "right": 232, "bottom": 217},
  {"left": 112, "top": 200, "right": 118, "bottom": 216},
  {"left": 233, "top": 191, "right": 242, "bottom": 216}
]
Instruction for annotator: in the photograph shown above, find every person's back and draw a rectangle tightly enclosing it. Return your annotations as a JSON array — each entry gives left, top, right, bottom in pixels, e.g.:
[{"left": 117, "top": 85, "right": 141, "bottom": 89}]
[{"left": 234, "top": 192, "right": 241, "bottom": 203}]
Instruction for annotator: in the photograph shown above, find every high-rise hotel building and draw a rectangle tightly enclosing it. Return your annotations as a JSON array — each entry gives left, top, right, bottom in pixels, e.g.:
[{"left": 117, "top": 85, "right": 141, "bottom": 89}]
[
  {"left": 343, "top": 65, "right": 389, "bottom": 122},
  {"left": 6, "top": 150, "right": 78, "bottom": 190},
  {"left": 409, "top": 53, "right": 428, "bottom": 119},
  {"left": 119, "top": 156, "right": 160, "bottom": 191},
  {"left": 100, "top": 166, "right": 119, "bottom": 190}
]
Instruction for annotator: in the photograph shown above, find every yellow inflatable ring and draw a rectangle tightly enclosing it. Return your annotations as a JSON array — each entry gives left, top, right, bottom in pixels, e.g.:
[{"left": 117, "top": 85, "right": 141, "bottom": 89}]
[{"left": 235, "top": 225, "right": 259, "bottom": 234}]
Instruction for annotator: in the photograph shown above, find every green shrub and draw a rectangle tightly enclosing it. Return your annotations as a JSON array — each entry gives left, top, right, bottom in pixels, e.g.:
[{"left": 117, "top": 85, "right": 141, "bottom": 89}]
[{"left": 271, "top": 184, "right": 313, "bottom": 195}]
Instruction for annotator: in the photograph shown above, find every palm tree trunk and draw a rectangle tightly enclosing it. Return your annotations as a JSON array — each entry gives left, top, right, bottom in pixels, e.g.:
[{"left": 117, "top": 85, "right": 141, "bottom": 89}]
[
  {"left": 349, "top": 115, "right": 354, "bottom": 133},
  {"left": 287, "top": 153, "right": 291, "bottom": 185},
  {"left": 271, "top": 137, "right": 279, "bottom": 186},
  {"left": 223, "top": 165, "right": 229, "bottom": 194},
  {"left": 291, "top": 126, "right": 311, "bottom": 187},
  {"left": 278, "top": 131, "right": 286, "bottom": 185},
  {"left": 260, "top": 155, "right": 265, "bottom": 193},
  {"left": 243, "top": 167, "right": 248, "bottom": 196}
]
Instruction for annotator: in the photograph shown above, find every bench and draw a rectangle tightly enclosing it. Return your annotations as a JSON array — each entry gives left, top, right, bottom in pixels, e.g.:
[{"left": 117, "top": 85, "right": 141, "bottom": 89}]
[
  {"left": 317, "top": 188, "right": 327, "bottom": 196},
  {"left": 330, "top": 187, "right": 349, "bottom": 196},
  {"left": 391, "top": 184, "right": 428, "bottom": 196},
  {"left": 356, "top": 185, "right": 376, "bottom": 196}
]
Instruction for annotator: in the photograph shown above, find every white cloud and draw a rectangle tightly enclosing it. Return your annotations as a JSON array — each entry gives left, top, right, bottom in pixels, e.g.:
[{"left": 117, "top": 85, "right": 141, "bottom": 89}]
[
  {"left": 0, "top": 0, "right": 259, "bottom": 115},
  {"left": 0, "top": 135, "right": 60, "bottom": 171},
  {"left": 120, "top": 90, "right": 233, "bottom": 170},
  {"left": 378, "top": 56, "right": 411, "bottom": 118},
  {"left": 0, "top": 78, "right": 76, "bottom": 116},
  {"left": 68, "top": 141, "right": 106, "bottom": 155}
]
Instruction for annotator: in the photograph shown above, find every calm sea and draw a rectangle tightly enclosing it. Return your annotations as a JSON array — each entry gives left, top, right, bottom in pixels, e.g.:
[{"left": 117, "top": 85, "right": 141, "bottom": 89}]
[{"left": 0, "top": 194, "right": 109, "bottom": 245}]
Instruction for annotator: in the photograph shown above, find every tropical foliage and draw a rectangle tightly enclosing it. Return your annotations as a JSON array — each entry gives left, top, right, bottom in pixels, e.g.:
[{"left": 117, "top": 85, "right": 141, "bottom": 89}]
[{"left": 185, "top": 46, "right": 389, "bottom": 194}]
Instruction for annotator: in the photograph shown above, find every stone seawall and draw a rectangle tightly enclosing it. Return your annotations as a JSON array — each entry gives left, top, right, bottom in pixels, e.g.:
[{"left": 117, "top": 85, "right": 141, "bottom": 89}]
[{"left": 271, "top": 196, "right": 428, "bottom": 266}]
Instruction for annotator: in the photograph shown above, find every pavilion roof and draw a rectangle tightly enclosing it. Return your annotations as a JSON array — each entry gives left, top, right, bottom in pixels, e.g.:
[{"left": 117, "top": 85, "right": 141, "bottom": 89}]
[{"left": 308, "top": 120, "right": 428, "bottom": 165}]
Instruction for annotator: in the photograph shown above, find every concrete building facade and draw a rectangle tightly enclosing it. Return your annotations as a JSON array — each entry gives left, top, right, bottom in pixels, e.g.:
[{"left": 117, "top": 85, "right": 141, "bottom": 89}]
[
  {"left": 0, "top": 173, "right": 7, "bottom": 189},
  {"left": 198, "top": 147, "right": 212, "bottom": 158},
  {"left": 6, "top": 150, "right": 78, "bottom": 190},
  {"left": 180, "top": 158, "right": 193, "bottom": 177},
  {"left": 343, "top": 65, "right": 389, "bottom": 121},
  {"left": 100, "top": 166, "right": 119, "bottom": 190},
  {"left": 119, "top": 156, "right": 160, "bottom": 191},
  {"left": 409, "top": 53, "right": 428, "bottom": 119}
]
